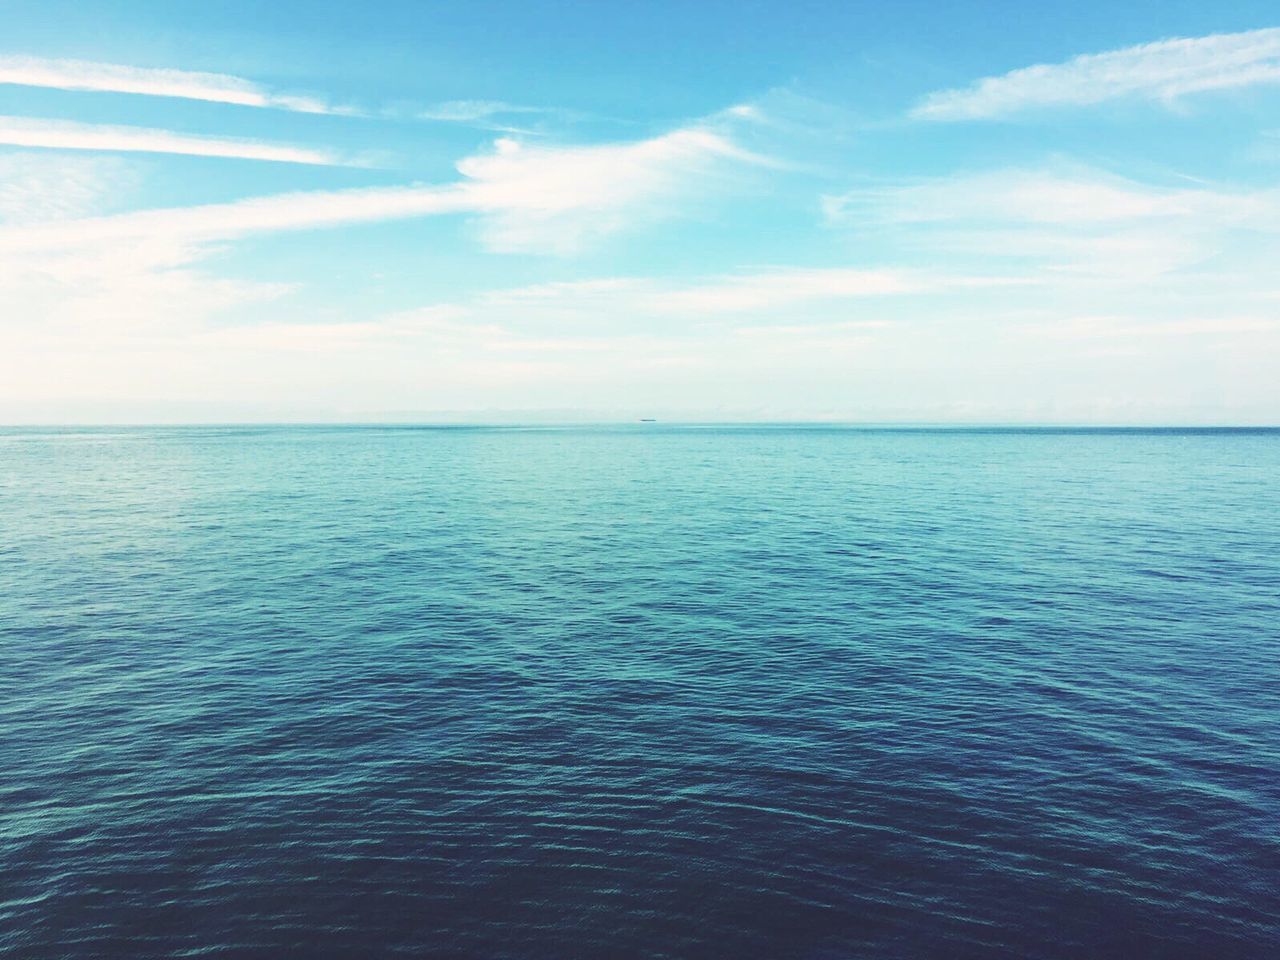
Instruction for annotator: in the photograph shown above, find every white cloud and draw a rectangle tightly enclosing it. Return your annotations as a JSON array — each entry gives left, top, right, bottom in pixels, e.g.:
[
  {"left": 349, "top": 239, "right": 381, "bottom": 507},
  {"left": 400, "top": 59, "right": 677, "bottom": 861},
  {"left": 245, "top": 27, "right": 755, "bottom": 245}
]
[
  {"left": 0, "top": 115, "right": 356, "bottom": 165},
  {"left": 825, "top": 169, "right": 1215, "bottom": 224},
  {"left": 383, "top": 266, "right": 994, "bottom": 330},
  {"left": 0, "top": 152, "right": 131, "bottom": 223},
  {"left": 913, "top": 27, "right": 1280, "bottom": 120},
  {"left": 827, "top": 167, "right": 1280, "bottom": 259},
  {"left": 648, "top": 268, "right": 915, "bottom": 313},
  {"left": 0, "top": 55, "right": 349, "bottom": 114},
  {"left": 0, "top": 241, "right": 291, "bottom": 349},
  {"left": 0, "top": 116, "right": 765, "bottom": 360},
  {"left": 477, "top": 278, "right": 643, "bottom": 304},
  {"left": 455, "top": 129, "right": 758, "bottom": 252},
  {"left": 0, "top": 184, "right": 470, "bottom": 254},
  {"left": 0, "top": 120, "right": 757, "bottom": 257},
  {"left": 418, "top": 100, "right": 551, "bottom": 122},
  {"left": 1026, "top": 314, "right": 1280, "bottom": 340},
  {"left": 824, "top": 167, "right": 1280, "bottom": 278},
  {"left": 5, "top": 247, "right": 1276, "bottom": 423},
  {"left": 464, "top": 269, "right": 927, "bottom": 318}
]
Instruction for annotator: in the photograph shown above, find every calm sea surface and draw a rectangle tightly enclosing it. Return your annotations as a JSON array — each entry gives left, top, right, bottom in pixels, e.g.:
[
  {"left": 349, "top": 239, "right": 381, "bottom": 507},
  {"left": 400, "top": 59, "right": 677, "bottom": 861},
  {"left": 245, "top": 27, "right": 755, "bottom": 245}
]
[{"left": 2, "top": 425, "right": 1278, "bottom": 959}]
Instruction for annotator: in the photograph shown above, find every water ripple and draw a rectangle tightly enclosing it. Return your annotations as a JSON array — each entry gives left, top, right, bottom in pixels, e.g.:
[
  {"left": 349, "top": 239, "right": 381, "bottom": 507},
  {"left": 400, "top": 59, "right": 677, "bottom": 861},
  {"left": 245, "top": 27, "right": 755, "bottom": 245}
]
[{"left": 2, "top": 426, "right": 1278, "bottom": 958}]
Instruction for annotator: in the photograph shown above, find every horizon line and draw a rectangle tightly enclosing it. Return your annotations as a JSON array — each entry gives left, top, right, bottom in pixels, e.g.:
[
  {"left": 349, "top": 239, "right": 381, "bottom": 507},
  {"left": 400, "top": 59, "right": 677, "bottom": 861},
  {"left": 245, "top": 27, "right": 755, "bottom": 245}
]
[{"left": 2, "top": 420, "right": 1277, "bottom": 430}]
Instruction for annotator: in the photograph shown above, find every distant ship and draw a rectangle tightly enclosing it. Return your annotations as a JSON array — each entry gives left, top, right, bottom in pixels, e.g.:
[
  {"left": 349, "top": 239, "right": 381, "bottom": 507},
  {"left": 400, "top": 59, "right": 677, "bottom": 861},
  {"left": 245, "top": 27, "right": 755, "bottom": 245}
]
[{"left": 639, "top": 418, "right": 657, "bottom": 422}]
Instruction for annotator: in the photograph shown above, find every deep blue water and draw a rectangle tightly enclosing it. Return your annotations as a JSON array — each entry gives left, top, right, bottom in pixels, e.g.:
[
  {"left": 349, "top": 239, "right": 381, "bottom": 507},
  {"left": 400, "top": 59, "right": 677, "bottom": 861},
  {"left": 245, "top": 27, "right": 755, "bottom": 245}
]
[{"left": 2, "top": 425, "right": 1278, "bottom": 959}]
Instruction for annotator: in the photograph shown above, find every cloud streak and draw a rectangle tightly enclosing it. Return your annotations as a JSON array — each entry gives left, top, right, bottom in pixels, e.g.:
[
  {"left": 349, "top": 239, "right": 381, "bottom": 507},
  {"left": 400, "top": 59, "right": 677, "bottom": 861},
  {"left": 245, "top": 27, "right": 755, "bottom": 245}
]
[
  {"left": 0, "top": 116, "right": 766, "bottom": 355},
  {"left": 0, "top": 55, "right": 348, "bottom": 114},
  {"left": 432, "top": 266, "right": 1008, "bottom": 323},
  {"left": 913, "top": 27, "right": 1280, "bottom": 120},
  {"left": 824, "top": 166, "right": 1280, "bottom": 279},
  {"left": 456, "top": 129, "right": 757, "bottom": 252},
  {"left": 417, "top": 100, "right": 554, "bottom": 122},
  {"left": 0, "top": 184, "right": 468, "bottom": 255},
  {"left": 647, "top": 268, "right": 916, "bottom": 312},
  {"left": 0, "top": 152, "right": 131, "bottom": 224},
  {"left": 0, "top": 121, "right": 757, "bottom": 255},
  {"left": 825, "top": 168, "right": 1277, "bottom": 226},
  {"left": 0, "top": 115, "right": 357, "bottom": 165}
]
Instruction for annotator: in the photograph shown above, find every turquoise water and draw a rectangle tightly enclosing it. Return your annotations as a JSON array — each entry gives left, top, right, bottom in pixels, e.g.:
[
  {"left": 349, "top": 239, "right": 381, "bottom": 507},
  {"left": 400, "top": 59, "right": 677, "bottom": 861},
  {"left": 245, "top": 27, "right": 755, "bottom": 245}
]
[{"left": 2, "top": 426, "right": 1278, "bottom": 958}]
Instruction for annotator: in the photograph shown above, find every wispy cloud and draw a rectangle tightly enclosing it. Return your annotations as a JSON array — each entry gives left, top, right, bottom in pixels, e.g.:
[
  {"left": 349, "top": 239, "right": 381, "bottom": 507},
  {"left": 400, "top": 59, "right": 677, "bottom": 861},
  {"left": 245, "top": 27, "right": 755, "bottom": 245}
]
[
  {"left": 427, "top": 266, "right": 1004, "bottom": 323},
  {"left": 408, "top": 100, "right": 609, "bottom": 135},
  {"left": 0, "top": 152, "right": 132, "bottom": 223},
  {"left": 824, "top": 166, "right": 1280, "bottom": 278},
  {"left": 1, "top": 119, "right": 759, "bottom": 256},
  {"left": 0, "top": 184, "right": 468, "bottom": 254},
  {"left": 0, "top": 55, "right": 351, "bottom": 114},
  {"left": 913, "top": 27, "right": 1280, "bottom": 120},
  {"left": 0, "top": 115, "right": 359, "bottom": 165},
  {"left": 825, "top": 168, "right": 1274, "bottom": 226},
  {"left": 455, "top": 129, "right": 759, "bottom": 252},
  {"left": 1026, "top": 314, "right": 1280, "bottom": 340},
  {"left": 0, "top": 114, "right": 766, "bottom": 360},
  {"left": 417, "top": 100, "right": 554, "bottom": 122},
  {"left": 648, "top": 268, "right": 916, "bottom": 313}
]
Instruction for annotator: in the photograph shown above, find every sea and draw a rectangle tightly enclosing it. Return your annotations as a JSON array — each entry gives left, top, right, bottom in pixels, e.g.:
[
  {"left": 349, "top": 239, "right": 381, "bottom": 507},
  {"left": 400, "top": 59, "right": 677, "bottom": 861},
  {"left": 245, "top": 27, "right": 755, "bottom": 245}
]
[{"left": 2, "top": 425, "right": 1277, "bottom": 959}]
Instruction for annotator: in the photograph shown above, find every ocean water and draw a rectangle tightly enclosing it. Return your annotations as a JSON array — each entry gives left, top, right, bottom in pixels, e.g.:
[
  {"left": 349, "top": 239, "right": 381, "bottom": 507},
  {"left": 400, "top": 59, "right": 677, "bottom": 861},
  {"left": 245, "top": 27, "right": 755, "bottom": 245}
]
[{"left": 1, "top": 425, "right": 1278, "bottom": 959}]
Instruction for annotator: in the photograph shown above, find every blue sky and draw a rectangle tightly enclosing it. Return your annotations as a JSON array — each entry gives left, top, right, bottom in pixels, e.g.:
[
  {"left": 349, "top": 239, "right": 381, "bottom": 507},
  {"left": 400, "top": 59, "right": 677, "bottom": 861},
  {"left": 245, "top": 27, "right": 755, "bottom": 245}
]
[{"left": 2, "top": 0, "right": 1278, "bottom": 422}]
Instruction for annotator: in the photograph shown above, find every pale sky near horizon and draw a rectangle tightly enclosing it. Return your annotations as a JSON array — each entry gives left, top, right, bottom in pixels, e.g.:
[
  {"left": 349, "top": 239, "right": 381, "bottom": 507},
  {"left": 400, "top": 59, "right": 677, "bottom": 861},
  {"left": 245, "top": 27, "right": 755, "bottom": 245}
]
[{"left": 2, "top": 0, "right": 1279, "bottom": 423}]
